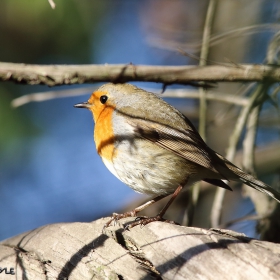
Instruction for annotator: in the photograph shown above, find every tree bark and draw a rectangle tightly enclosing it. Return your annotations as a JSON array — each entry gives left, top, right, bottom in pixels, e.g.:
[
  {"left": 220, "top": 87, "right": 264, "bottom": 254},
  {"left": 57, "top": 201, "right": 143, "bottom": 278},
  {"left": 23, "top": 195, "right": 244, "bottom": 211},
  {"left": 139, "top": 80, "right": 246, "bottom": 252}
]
[
  {"left": 0, "top": 62, "right": 280, "bottom": 86},
  {"left": 0, "top": 217, "right": 280, "bottom": 280}
]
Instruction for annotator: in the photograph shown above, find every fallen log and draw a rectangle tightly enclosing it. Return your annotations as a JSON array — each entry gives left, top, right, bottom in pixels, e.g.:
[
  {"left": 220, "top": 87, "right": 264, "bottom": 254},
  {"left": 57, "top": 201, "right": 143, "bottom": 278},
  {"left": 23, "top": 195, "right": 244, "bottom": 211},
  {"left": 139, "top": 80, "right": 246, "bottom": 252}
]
[{"left": 0, "top": 217, "right": 279, "bottom": 279}]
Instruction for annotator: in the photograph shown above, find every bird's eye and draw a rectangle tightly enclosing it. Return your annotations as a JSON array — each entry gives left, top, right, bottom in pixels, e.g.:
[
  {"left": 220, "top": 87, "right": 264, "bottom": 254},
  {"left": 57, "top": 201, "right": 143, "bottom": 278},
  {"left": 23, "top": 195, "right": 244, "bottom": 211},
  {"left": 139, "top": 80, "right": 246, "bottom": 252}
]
[{"left": 100, "top": 95, "right": 108, "bottom": 104}]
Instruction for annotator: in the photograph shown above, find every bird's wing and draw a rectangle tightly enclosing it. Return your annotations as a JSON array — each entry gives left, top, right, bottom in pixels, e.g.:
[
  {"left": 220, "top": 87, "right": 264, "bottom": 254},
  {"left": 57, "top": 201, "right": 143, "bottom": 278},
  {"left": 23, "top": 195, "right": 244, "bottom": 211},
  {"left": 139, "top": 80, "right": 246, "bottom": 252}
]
[
  {"left": 127, "top": 117, "right": 280, "bottom": 202},
  {"left": 128, "top": 118, "right": 226, "bottom": 176}
]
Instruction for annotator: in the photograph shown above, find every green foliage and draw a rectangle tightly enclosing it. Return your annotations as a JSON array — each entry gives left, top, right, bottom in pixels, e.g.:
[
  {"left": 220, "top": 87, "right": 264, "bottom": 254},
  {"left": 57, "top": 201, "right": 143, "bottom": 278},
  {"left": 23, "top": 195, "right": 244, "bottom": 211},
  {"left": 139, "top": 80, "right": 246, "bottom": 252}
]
[
  {"left": 0, "top": 0, "right": 105, "bottom": 151},
  {"left": 0, "top": 0, "right": 105, "bottom": 63}
]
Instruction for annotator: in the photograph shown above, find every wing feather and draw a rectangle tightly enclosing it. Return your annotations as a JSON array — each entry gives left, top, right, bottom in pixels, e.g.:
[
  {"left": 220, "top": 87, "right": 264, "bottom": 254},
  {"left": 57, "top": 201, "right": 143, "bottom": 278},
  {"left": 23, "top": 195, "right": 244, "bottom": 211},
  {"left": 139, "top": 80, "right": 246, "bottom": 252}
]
[{"left": 129, "top": 118, "right": 226, "bottom": 176}]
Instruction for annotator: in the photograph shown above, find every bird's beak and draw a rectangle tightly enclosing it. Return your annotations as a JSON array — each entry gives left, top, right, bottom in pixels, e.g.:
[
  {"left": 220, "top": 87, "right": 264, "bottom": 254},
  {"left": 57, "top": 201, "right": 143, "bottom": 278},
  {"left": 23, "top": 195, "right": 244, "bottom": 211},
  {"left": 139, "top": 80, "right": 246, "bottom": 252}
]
[{"left": 74, "top": 102, "right": 90, "bottom": 109}]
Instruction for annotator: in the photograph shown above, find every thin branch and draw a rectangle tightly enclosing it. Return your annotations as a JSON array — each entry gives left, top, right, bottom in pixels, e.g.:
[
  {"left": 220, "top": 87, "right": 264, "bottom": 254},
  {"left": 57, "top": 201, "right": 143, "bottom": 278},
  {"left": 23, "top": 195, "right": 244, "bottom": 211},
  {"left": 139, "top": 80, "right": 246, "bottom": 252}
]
[
  {"left": 210, "top": 83, "right": 270, "bottom": 227},
  {"left": 11, "top": 86, "right": 95, "bottom": 107},
  {"left": 162, "top": 90, "right": 249, "bottom": 105},
  {"left": 189, "top": 0, "right": 218, "bottom": 226},
  {"left": 147, "top": 23, "right": 280, "bottom": 53},
  {"left": 199, "top": 0, "right": 217, "bottom": 139},
  {"left": 12, "top": 87, "right": 250, "bottom": 108},
  {"left": 242, "top": 106, "right": 260, "bottom": 176},
  {"left": 212, "top": 83, "right": 256, "bottom": 126},
  {"left": 241, "top": 90, "right": 280, "bottom": 243},
  {"left": 219, "top": 213, "right": 263, "bottom": 229},
  {"left": 48, "top": 0, "right": 56, "bottom": 9},
  {"left": 241, "top": 105, "right": 271, "bottom": 215},
  {"left": 1, "top": 62, "right": 280, "bottom": 87}
]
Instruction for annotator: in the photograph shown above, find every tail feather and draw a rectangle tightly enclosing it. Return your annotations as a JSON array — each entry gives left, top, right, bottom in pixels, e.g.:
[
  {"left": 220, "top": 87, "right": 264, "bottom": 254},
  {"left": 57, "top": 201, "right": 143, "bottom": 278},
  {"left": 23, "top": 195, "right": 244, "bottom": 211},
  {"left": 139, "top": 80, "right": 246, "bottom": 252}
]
[
  {"left": 215, "top": 153, "right": 280, "bottom": 203},
  {"left": 225, "top": 159, "right": 280, "bottom": 203},
  {"left": 203, "top": 178, "right": 232, "bottom": 191},
  {"left": 231, "top": 167, "right": 280, "bottom": 203}
]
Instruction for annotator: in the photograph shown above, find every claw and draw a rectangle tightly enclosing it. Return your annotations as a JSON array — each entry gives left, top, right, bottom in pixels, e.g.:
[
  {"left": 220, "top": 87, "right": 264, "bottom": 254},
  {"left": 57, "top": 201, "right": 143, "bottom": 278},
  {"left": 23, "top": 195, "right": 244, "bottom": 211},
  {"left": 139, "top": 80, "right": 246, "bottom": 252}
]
[
  {"left": 124, "top": 224, "right": 131, "bottom": 231},
  {"left": 135, "top": 215, "right": 148, "bottom": 221},
  {"left": 125, "top": 215, "right": 178, "bottom": 230},
  {"left": 104, "top": 210, "right": 137, "bottom": 229}
]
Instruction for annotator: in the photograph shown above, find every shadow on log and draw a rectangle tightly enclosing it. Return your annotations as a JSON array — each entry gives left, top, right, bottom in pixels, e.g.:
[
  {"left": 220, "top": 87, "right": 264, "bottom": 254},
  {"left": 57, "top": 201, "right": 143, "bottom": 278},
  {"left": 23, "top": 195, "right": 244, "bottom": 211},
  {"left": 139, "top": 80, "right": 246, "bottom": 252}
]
[{"left": 1, "top": 217, "right": 280, "bottom": 279}]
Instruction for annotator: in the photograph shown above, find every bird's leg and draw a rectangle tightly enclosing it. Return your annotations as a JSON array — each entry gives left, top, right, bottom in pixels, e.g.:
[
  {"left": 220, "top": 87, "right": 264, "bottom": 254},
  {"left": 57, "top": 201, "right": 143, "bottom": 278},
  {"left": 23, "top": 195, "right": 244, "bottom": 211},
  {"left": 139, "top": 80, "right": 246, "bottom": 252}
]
[
  {"left": 126, "top": 185, "right": 183, "bottom": 229},
  {"left": 104, "top": 194, "right": 168, "bottom": 228}
]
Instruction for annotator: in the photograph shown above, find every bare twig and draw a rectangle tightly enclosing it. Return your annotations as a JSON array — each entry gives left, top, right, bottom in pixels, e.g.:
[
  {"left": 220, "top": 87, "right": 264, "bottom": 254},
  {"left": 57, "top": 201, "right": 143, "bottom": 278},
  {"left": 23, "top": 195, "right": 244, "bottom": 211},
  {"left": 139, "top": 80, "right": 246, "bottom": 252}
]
[
  {"left": 240, "top": 104, "right": 274, "bottom": 227},
  {"left": 188, "top": 0, "right": 218, "bottom": 226},
  {"left": 210, "top": 83, "right": 270, "bottom": 227},
  {"left": 1, "top": 62, "right": 280, "bottom": 87},
  {"left": 48, "top": 0, "right": 56, "bottom": 9},
  {"left": 12, "top": 87, "right": 249, "bottom": 108},
  {"left": 11, "top": 86, "right": 95, "bottom": 107},
  {"left": 147, "top": 23, "right": 280, "bottom": 53},
  {"left": 242, "top": 106, "right": 260, "bottom": 176},
  {"left": 219, "top": 213, "right": 262, "bottom": 229},
  {"left": 199, "top": 0, "right": 217, "bottom": 139},
  {"left": 162, "top": 89, "right": 249, "bottom": 105},
  {"left": 241, "top": 104, "right": 274, "bottom": 216}
]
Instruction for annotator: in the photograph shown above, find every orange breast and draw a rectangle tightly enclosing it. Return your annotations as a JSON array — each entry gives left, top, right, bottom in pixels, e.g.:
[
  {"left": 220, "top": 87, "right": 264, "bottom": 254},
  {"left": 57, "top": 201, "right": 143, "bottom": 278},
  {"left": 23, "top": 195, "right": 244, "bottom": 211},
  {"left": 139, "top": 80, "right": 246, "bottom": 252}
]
[{"left": 94, "top": 106, "right": 117, "bottom": 161}]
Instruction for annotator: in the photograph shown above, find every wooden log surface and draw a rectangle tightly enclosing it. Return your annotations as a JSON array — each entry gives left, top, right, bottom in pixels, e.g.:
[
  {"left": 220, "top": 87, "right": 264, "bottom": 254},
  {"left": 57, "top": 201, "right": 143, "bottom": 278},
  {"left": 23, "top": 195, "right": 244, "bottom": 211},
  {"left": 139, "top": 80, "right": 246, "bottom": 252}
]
[{"left": 0, "top": 217, "right": 280, "bottom": 280}]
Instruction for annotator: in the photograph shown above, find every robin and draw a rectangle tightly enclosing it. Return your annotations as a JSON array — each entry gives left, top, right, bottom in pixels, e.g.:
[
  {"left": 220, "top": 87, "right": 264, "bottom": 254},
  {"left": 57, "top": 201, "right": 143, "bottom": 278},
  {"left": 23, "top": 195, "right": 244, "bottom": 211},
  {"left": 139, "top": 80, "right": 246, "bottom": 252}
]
[{"left": 75, "top": 83, "right": 280, "bottom": 228}]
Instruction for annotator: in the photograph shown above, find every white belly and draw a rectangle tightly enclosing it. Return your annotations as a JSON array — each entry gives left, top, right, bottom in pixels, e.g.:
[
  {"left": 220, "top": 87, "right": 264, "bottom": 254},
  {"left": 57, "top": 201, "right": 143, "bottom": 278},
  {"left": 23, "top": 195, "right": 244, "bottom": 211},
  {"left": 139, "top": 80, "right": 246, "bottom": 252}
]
[{"left": 107, "top": 138, "right": 197, "bottom": 195}]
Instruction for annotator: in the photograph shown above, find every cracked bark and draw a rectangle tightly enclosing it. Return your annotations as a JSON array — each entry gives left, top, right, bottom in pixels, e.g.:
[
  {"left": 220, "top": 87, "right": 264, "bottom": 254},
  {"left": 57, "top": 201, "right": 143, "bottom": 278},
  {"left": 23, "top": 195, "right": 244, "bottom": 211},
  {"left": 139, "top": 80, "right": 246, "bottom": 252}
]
[{"left": 0, "top": 218, "right": 280, "bottom": 280}]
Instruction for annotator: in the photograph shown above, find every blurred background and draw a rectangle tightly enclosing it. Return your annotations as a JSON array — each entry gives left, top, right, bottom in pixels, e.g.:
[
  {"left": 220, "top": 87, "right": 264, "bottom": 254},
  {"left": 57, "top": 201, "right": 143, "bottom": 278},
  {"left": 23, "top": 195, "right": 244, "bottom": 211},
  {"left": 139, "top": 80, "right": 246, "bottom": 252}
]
[{"left": 0, "top": 0, "right": 280, "bottom": 241}]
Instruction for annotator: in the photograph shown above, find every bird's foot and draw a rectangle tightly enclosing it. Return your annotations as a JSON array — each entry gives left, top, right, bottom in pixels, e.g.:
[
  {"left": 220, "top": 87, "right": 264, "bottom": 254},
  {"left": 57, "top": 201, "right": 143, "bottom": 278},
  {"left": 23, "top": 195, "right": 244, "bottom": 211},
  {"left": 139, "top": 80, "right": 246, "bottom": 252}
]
[
  {"left": 124, "top": 215, "right": 177, "bottom": 230},
  {"left": 104, "top": 210, "right": 137, "bottom": 229}
]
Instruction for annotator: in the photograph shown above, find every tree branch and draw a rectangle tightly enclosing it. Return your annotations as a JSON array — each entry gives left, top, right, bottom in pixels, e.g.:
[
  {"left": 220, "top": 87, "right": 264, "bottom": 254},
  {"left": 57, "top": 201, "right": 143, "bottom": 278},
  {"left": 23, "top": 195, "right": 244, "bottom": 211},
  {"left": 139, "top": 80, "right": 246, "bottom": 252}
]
[
  {"left": 1, "top": 218, "right": 280, "bottom": 279},
  {"left": 11, "top": 87, "right": 250, "bottom": 108},
  {"left": 1, "top": 62, "right": 280, "bottom": 86}
]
